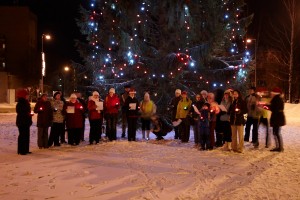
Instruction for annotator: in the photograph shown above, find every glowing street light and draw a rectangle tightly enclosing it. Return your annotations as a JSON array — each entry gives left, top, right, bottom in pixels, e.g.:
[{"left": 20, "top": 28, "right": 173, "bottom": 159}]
[
  {"left": 64, "top": 66, "right": 76, "bottom": 92},
  {"left": 41, "top": 34, "right": 51, "bottom": 94}
]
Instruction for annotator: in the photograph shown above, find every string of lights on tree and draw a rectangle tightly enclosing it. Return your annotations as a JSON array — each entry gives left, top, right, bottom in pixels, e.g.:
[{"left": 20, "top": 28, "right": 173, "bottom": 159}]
[{"left": 77, "top": 0, "right": 253, "bottom": 93}]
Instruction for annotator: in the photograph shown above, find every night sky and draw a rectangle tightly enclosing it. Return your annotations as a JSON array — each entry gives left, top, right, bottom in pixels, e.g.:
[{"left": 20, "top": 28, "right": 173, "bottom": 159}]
[
  {"left": 0, "top": 0, "right": 84, "bottom": 76},
  {"left": 0, "top": 0, "right": 281, "bottom": 75}
]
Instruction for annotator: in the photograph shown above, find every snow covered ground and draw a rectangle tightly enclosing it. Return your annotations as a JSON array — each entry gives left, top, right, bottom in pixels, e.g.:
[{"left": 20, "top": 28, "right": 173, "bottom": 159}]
[{"left": 0, "top": 103, "right": 299, "bottom": 200}]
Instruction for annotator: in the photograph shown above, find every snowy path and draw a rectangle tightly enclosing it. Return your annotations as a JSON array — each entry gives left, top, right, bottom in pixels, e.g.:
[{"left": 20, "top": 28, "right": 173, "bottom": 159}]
[{"left": 0, "top": 103, "right": 300, "bottom": 200}]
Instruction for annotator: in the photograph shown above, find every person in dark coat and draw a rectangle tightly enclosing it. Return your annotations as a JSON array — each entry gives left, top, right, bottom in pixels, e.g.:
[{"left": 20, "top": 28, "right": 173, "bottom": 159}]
[
  {"left": 228, "top": 90, "right": 247, "bottom": 153},
  {"left": 190, "top": 94, "right": 204, "bottom": 147},
  {"left": 244, "top": 86, "right": 260, "bottom": 147},
  {"left": 268, "top": 87, "right": 286, "bottom": 152},
  {"left": 150, "top": 115, "right": 173, "bottom": 140},
  {"left": 76, "top": 92, "right": 87, "bottom": 141},
  {"left": 34, "top": 93, "right": 53, "bottom": 149},
  {"left": 124, "top": 88, "right": 139, "bottom": 141},
  {"left": 168, "top": 89, "right": 182, "bottom": 139},
  {"left": 120, "top": 85, "right": 131, "bottom": 138},
  {"left": 16, "top": 89, "right": 33, "bottom": 155},
  {"left": 64, "top": 93, "right": 85, "bottom": 145},
  {"left": 199, "top": 103, "right": 211, "bottom": 150}
]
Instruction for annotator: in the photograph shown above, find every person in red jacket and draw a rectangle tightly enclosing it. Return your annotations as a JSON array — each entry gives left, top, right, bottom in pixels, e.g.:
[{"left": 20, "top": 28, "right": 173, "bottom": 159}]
[
  {"left": 64, "top": 93, "right": 84, "bottom": 145},
  {"left": 104, "top": 88, "right": 120, "bottom": 141},
  {"left": 87, "top": 91, "right": 103, "bottom": 144},
  {"left": 34, "top": 94, "right": 53, "bottom": 149}
]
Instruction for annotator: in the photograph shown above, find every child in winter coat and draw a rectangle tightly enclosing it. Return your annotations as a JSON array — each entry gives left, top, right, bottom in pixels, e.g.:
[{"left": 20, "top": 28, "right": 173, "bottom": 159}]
[{"left": 199, "top": 103, "right": 211, "bottom": 150}]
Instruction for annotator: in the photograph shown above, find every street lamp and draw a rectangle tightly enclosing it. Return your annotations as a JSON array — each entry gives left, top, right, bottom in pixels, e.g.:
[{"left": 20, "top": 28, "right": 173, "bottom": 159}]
[
  {"left": 41, "top": 34, "right": 51, "bottom": 94},
  {"left": 64, "top": 66, "right": 76, "bottom": 92},
  {"left": 246, "top": 38, "right": 257, "bottom": 87}
]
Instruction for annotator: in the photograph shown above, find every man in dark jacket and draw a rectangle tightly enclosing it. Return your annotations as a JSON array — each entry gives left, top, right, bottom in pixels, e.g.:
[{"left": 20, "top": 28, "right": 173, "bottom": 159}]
[
  {"left": 120, "top": 85, "right": 131, "bottom": 138},
  {"left": 34, "top": 94, "right": 53, "bottom": 149},
  {"left": 124, "top": 88, "right": 139, "bottom": 141}
]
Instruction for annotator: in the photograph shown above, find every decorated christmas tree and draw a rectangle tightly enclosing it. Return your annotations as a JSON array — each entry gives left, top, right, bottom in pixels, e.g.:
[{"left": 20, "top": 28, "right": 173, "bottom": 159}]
[{"left": 76, "top": 0, "right": 253, "bottom": 110}]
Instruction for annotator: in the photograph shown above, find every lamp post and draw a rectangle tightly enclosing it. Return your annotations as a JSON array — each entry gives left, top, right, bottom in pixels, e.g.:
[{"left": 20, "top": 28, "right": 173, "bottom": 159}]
[
  {"left": 64, "top": 66, "right": 76, "bottom": 92},
  {"left": 246, "top": 38, "right": 257, "bottom": 87},
  {"left": 41, "top": 34, "right": 51, "bottom": 94}
]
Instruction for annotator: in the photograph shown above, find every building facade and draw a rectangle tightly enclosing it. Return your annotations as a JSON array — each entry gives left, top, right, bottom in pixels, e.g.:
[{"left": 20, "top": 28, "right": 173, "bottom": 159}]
[{"left": 0, "top": 6, "right": 38, "bottom": 103}]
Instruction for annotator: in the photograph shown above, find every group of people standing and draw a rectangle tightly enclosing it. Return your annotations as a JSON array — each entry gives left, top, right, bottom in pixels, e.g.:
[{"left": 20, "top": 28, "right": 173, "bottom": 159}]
[
  {"left": 15, "top": 85, "right": 161, "bottom": 155},
  {"left": 15, "top": 84, "right": 286, "bottom": 155},
  {"left": 169, "top": 86, "right": 286, "bottom": 153}
]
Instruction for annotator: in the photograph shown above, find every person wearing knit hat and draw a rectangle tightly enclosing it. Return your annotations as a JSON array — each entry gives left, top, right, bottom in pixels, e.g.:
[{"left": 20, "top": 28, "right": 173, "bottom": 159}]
[
  {"left": 129, "top": 88, "right": 136, "bottom": 94},
  {"left": 269, "top": 87, "right": 286, "bottom": 152},
  {"left": 181, "top": 91, "right": 188, "bottom": 95},
  {"left": 87, "top": 91, "right": 103, "bottom": 145},
  {"left": 64, "top": 93, "right": 85, "bottom": 145},
  {"left": 16, "top": 88, "right": 33, "bottom": 155},
  {"left": 169, "top": 89, "right": 183, "bottom": 139},
  {"left": 17, "top": 89, "right": 29, "bottom": 99},
  {"left": 271, "top": 87, "right": 282, "bottom": 95},
  {"left": 104, "top": 88, "right": 120, "bottom": 141}
]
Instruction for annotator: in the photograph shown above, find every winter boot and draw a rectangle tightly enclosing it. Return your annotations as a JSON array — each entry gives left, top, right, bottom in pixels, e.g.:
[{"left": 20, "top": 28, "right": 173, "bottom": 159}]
[
  {"left": 222, "top": 142, "right": 228, "bottom": 151},
  {"left": 227, "top": 142, "right": 232, "bottom": 151},
  {"left": 146, "top": 130, "right": 150, "bottom": 140}
]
